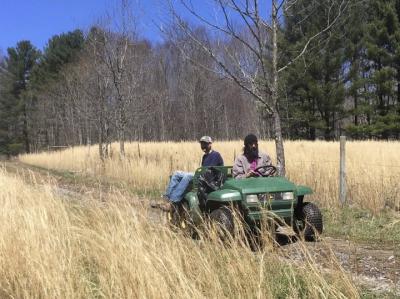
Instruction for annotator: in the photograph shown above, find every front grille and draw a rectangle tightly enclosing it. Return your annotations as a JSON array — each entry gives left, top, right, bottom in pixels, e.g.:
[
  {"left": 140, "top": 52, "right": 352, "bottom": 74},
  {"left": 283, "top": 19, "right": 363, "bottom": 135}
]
[{"left": 257, "top": 192, "right": 292, "bottom": 202}]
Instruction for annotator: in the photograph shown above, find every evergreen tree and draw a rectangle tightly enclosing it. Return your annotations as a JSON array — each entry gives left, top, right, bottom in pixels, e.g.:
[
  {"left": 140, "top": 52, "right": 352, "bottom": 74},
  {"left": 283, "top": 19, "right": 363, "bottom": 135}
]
[
  {"left": 363, "top": 0, "right": 400, "bottom": 138},
  {"left": 0, "top": 56, "right": 12, "bottom": 155},
  {"left": 32, "top": 30, "right": 85, "bottom": 87},
  {"left": 0, "top": 41, "right": 40, "bottom": 154},
  {"left": 345, "top": 0, "right": 400, "bottom": 139},
  {"left": 281, "top": 0, "right": 347, "bottom": 140},
  {"left": 341, "top": 1, "right": 369, "bottom": 138}
]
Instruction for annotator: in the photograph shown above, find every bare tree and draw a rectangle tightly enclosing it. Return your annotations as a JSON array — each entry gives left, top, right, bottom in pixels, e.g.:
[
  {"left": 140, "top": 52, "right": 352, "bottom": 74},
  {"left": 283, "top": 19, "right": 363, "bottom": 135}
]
[
  {"left": 167, "top": 0, "right": 349, "bottom": 175},
  {"left": 96, "top": 0, "right": 139, "bottom": 157},
  {"left": 84, "top": 28, "right": 115, "bottom": 161}
]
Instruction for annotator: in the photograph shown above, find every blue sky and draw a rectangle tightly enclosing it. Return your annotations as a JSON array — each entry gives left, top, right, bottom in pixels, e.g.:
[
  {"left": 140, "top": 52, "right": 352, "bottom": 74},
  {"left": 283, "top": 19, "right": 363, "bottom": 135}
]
[
  {"left": 0, "top": 0, "right": 167, "bottom": 52},
  {"left": 0, "top": 0, "right": 271, "bottom": 54}
]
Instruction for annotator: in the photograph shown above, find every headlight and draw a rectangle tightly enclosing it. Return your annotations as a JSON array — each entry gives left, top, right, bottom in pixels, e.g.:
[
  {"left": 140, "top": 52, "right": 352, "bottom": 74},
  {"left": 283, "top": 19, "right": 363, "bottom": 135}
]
[
  {"left": 281, "top": 192, "right": 294, "bottom": 200},
  {"left": 246, "top": 194, "right": 259, "bottom": 203}
]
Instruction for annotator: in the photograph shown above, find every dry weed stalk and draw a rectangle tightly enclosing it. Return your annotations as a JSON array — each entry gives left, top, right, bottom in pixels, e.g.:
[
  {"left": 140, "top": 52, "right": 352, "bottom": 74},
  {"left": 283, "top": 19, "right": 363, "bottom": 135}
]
[
  {"left": 0, "top": 169, "right": 359, "bottom": 298},
  {"left": 20, "top": 140, "right": 400, "bottom": 213}
]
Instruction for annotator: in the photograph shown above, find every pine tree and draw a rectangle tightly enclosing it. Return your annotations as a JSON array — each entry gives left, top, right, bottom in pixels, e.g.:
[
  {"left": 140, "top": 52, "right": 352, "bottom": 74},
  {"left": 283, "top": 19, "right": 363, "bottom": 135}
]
[
  {"left": 0, "top": 56, "right": 12, "bottom": 155},
  {"left": 357, "top": 0, "right": 400, "bottom": 138},
  {"left": 280, "top": 0, "right": 347, "bottom": 140},
  {"left": 342, "top": 1, "right": 369, "bottom": 138},
  {"left": 32, "top": 30, "right": 84, "bottom": 87},
  {"left": 0, "top": 41, "right": 40, "bottom": 154}
]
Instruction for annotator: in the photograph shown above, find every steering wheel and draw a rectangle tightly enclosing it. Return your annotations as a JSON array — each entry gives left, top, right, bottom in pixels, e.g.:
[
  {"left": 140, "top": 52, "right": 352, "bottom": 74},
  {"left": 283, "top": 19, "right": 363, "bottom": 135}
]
[{"left": 254, "top": 165, "right": 277, "bottom": 177}]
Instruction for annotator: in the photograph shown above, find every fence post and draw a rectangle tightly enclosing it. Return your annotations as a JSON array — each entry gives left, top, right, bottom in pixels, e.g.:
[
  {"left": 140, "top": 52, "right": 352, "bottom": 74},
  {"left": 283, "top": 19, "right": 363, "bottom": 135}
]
[{"left": 339, "top": 136, "right": 346, "bottom": 205}]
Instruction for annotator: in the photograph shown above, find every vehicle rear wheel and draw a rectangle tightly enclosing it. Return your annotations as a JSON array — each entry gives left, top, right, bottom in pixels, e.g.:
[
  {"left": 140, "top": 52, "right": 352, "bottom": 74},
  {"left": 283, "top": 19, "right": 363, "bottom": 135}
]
[
  {"left": 300, "top": 202, "right": 323, "bottom": 241},
  {"left": 209, "top": 206, "right": 234, "bottom": 241}
]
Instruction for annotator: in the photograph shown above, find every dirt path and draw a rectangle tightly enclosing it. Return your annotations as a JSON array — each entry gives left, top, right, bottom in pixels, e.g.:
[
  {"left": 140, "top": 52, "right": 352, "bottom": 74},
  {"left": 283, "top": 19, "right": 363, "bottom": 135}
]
[
  {"left": 279, "top": 237, "right": 399, "bottom": 295},
  {"left": 2, "top": 160, "right": 399, "bottom": 296},
  {"left": 2, "top": 160, "right": 119, "bottom": 199}
]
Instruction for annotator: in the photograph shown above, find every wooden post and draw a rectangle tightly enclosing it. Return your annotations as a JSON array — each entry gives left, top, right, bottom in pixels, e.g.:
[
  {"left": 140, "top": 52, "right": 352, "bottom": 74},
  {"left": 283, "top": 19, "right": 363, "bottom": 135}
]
[
  {"left": 169, "top": 155, "right": 173, "bottom": 174},
  {"left": 339, "top": 136, "right": 346, "bottom": 205}
]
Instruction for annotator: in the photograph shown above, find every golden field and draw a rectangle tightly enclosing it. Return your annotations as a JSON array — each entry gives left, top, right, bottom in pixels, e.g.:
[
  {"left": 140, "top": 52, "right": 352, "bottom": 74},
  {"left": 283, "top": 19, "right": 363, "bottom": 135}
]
[
  {"left": 0, "top": 169, "right": 357, "bottom": 298},
  {"left": 20, "top": 140, "right": 400, "bottom": 213}
]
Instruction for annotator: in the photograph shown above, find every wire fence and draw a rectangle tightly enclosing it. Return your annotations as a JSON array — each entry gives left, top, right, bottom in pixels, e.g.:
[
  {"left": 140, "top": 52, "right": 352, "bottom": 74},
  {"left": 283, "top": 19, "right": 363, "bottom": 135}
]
[{"left": 288, "top": 160, "right": 400, "bottom": 169}]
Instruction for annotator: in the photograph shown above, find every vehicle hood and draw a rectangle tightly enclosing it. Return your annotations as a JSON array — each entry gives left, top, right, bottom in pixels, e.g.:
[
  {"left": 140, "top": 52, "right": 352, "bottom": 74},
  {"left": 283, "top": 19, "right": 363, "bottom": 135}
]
[{"left": 222, "top": 177, "right": 297, "bottom": 194}]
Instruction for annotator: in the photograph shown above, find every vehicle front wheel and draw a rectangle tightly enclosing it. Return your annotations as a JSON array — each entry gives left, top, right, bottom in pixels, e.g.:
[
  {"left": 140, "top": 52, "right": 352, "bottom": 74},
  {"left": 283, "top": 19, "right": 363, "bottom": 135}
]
[
  {"left": 167, "top": 201, "right": 194, "bottom": 237},
  {"left": 298, "top": 202, "right": 323, "bottom": 241},
  {"left": 209, "top": 206, "right": 234, "bottom": 241},
  {"left": 167, "top": 202, "right": 179, "bottom": 227}
]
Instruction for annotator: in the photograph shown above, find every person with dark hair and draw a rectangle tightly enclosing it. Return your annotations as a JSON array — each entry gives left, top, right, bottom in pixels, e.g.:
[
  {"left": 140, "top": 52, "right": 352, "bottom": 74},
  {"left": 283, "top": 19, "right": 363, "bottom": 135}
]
[
  {"left": 232, "top": 134, "right": 274, "bottom": 179},
  {"left": 158, "top": 136, "right": 224, "bottom": 210}
]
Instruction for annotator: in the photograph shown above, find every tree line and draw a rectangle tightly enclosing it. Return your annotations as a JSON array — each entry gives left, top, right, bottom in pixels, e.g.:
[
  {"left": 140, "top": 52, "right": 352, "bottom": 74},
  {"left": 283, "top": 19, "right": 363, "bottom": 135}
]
[{"left": 0, "top": 0, "right": 399, "bottom": 158}]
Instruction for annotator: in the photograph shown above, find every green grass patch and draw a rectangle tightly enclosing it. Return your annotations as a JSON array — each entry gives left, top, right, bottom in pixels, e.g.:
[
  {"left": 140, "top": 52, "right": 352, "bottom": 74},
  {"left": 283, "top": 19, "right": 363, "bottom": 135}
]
[
  {"left": 360, "top": 288, "right": 399, "bottom": 298},
  {"left": 17, "top": 161, "right": 164, "bottom": 199},
  {"left": 324, "top": 206, "right": 400, "bottom": 245}
]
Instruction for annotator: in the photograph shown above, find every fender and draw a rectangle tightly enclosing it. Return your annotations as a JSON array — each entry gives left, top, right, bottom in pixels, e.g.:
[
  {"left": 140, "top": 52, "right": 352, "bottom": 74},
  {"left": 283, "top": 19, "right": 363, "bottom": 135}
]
[
  {"left": 296, "top": 185, "right": 313, "bottom": 196},
  {"left": 184, "top": 192, "right": 202, "bottom": 224}
]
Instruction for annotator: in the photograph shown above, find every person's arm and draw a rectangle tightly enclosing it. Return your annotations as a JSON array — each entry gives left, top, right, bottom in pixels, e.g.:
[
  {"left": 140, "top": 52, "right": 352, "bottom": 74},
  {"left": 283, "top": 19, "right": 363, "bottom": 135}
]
[
  {"left": 218, "top": 152, "right": 224, "bottom": 166},
  {"left": 232, "top": 157, "right": 247, "bottom": 179},
  {"left": 262, "top": 153, "right": 274, "bottom": 176}
]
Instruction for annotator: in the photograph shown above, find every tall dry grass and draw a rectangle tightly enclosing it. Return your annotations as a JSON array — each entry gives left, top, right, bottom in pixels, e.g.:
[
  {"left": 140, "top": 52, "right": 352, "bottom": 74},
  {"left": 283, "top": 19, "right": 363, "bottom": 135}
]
[
  {"left": 0, "top": 169, "right": 358, "bottom": 298},
  {"left": 20, "top": 140, "right": 400, "bottom": 213}
]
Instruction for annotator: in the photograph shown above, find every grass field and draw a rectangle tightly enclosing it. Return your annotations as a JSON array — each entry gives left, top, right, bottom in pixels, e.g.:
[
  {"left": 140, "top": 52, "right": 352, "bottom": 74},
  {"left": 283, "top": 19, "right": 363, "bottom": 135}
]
[
  {"left": 0, "top": 169, "right": 359, "bottom": 298},
  {"left": 20, "top": 140, "right": 400, "bottom": 213}
]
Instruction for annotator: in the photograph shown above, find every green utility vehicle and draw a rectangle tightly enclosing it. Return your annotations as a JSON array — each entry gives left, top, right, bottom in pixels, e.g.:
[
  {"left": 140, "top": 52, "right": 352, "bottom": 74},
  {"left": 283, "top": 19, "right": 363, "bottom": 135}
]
[{"left": 168, "top": 166, "right": 323, "bottom": 241}]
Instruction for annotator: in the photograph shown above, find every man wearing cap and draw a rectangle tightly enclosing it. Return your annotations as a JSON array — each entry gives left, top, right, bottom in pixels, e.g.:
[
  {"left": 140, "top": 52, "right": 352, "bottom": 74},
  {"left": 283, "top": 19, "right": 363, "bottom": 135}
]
[
  {"left": 233, "top": 134, "right": 274, "bottom": 179},
  {"left": 199, "top": 136, "right": 224, "bottom": 167},
  {"left": 161, "top": 136, "right": 223, "bottom": 208}
]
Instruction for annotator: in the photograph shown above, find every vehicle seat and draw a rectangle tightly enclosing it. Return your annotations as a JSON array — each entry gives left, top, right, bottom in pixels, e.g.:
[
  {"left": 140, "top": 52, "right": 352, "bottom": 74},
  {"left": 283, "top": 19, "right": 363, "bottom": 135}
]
[{"left": 197, "top": 167, "right": 227, "bottom": 210}]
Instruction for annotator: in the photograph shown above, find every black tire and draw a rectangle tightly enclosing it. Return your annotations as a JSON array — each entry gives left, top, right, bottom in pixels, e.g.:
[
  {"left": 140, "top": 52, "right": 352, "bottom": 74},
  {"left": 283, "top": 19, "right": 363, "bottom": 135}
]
[
  {"left": 180, "top": 201, "right": 195, "bottom": 237},
  {"left": 301, "top": 203, "right": 323, "bottom": 241},
  {"left": 167, "top": 203, "right": 180, "bottom": 228},
  {"left": 167, "top": 201, "right": 194, "bottom": 237},
  {"left": 209, "top": 206, "right": 234, "bottom": 240}
]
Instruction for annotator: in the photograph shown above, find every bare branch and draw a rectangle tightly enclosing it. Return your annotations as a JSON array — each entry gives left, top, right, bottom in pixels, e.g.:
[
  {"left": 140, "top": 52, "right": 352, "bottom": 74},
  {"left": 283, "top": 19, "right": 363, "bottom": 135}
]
[
  {"left": 170, "top": 19, "right": 273, "bottom": 112},
  {"left": 178, "top": 0, "right": 263, "bottom": 64}
]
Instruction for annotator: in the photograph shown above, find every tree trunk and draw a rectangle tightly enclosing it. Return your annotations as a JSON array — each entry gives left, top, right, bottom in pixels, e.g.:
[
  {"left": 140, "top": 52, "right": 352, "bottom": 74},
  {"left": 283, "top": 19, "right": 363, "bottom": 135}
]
[
  {"left": 354, "top": 93, "right": 358, "bottom": 126},
  {"left": 22, "top": 104, "right": 30, "bottom": 153},
  {"left": 118, "top": 100, "right": 126, "bottom": 157},
  {"left": 224, "top": 105, "right": 229, "bottom": 139},
  {"left": 309, "top": 126, "right": 316, "bottom": 140},
  {"left": 324, "top": 113, "right": 331, "bottom": 140},
  {"left": 160, "top": 96, "right": 166, "bottom": 141},
  {"left": 119, "top": 134, "right": 125, "bottom": 156},
  {"left": 397, "top": 69, "right": 400, "bottom": 112},
  {"left": 99, "top": 124, "right": 104, "bottom": 162},
  {"left": 273, "top": 108, "right": 285, "bottom": 176},
  {"left": 271, "top": 0, "right": 285, "bottom": 176}
]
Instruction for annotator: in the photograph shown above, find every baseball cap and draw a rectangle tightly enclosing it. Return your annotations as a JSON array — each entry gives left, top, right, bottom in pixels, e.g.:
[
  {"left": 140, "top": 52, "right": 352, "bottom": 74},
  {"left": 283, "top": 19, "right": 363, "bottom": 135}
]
[{"left": 199, "top": 136, "right": 213, "bottom": 143}]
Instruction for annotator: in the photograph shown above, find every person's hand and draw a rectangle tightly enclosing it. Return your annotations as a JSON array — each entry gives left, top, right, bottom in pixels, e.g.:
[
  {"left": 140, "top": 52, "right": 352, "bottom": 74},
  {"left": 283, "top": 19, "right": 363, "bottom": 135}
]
[{"left": 245, "top": 170, "right": 257, "bottom": 178}]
